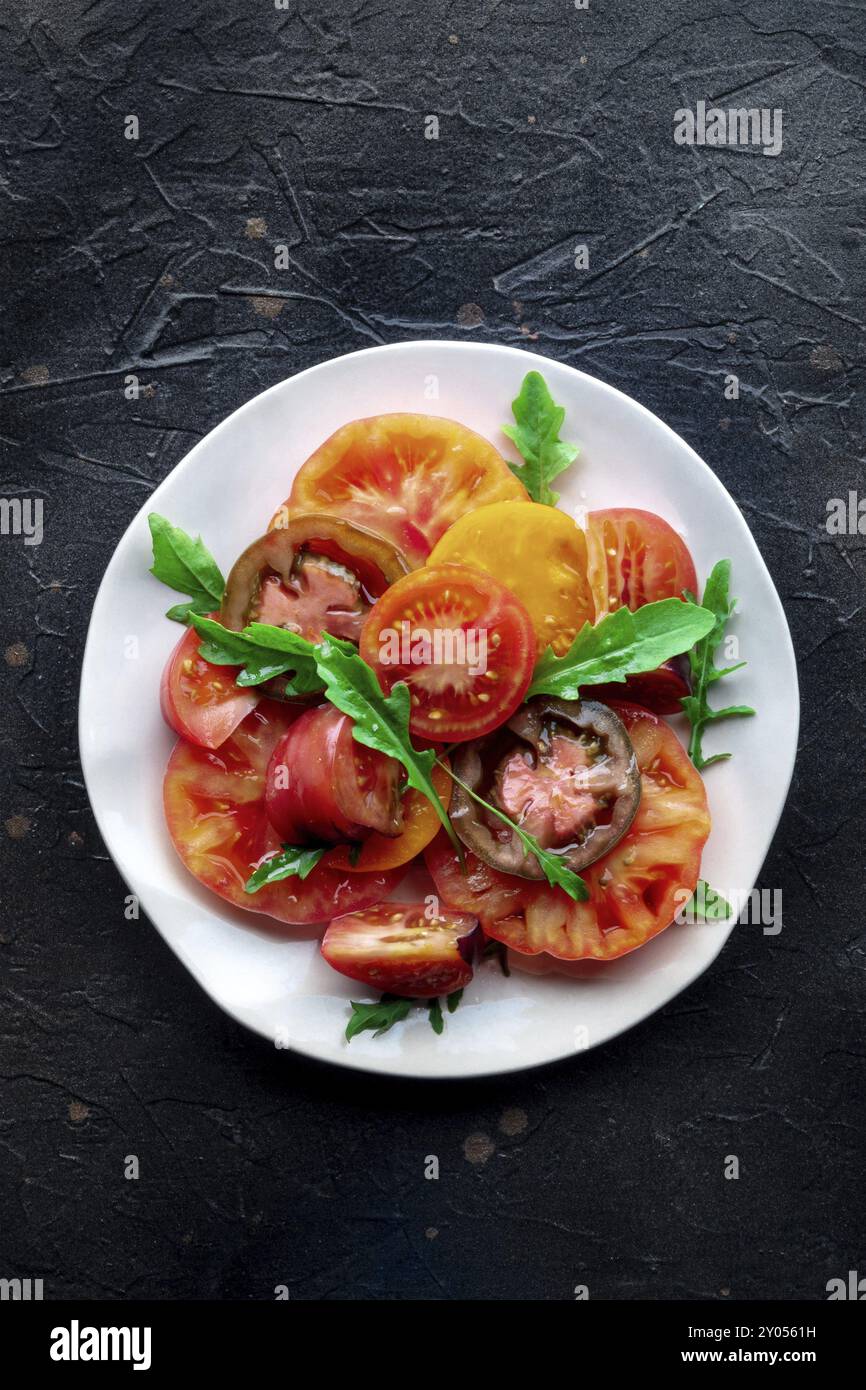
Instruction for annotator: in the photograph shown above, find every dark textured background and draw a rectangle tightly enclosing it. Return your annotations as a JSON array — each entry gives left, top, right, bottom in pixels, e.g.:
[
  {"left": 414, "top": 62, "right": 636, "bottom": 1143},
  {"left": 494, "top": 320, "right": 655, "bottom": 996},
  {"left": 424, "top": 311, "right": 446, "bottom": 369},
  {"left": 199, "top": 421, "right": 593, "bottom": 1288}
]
[{"left": 1, "top": 0, "right": 864, "bottom": 1301}]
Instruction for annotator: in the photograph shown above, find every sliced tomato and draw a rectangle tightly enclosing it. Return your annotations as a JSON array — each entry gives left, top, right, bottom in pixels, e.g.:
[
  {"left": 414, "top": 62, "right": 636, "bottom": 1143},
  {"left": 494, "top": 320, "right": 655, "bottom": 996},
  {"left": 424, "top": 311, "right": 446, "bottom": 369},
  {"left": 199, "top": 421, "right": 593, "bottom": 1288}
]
[
  {"left": 428, "top": 500, "right": 595, "bottom": 656},
  {"left": 321, "top": 902, "right": 480, "bottom": 998},
  {"left": 265, "top": 704, "right": 401, "bottom": 845},
  {"left": 425, "top": 703, "right": 710, "bottom": 961},
  {"left": 160, "top": 618, "right": 259, "bottom": 750},
  {"left": 326, "top": 761, "right": 452, "bottom": 872},
  {"left": 583, "top": 656, "right": 692, "bottom": 715},
  {"left": 272, "top": 414, "right": 529, "bottom": 567},
  {"left": 359, "top": 563, "right": 536, "bottom": 743},
  {"left": 163, "top": 702, "right": 404, "bottom": 926},
  {"left": 586, "top": 508, "right": 698, "bottom": 617}
]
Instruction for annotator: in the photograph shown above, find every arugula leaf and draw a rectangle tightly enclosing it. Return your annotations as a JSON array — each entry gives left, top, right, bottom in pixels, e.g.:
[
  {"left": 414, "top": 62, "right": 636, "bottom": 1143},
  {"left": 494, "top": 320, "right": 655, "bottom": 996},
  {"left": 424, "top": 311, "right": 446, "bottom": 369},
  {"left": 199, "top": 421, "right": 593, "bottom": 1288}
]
[
  {"left": 245, "top": 845, "right": 326, "bottom": 894},
  {"left": 483, "top": 939, "right": 511, "bottom": 976},
  {"left": 346, "top": 996, "right": 413, "bottom": 1041},
  {"left": 502, "top": 371, "right": 579, "bottom": 505},
  {"left": 680, "top": 561, "right": 755, "bottom": 769},
  {"left": 442, "top": 763, "right": 589, "bottom": 902},
  {"left": 684, "top": 880, "right": 732, "bottom": 921},
  {"left": 314, "top": 635, "right": 461, "bottom": 853},
  {"left": 148, "top": 513, "right": 225, "bottom": 623},
  {"left": 527, "top": 598, "right": 715, "bottom": 701},
  {"left": 346, "top": 990, "right": 463, "bottom": 1041},
  {"left": 192, "top": 615, "right": 324, "bottom": 694}
]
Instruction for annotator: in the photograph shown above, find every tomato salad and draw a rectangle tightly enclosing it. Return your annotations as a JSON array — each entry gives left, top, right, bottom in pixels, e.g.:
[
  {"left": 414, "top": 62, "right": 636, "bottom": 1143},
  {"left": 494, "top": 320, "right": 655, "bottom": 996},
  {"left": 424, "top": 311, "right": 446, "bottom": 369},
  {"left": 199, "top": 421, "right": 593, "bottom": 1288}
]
[{"left": 151, "top": 372, "right": 754, "bottom": 1042}]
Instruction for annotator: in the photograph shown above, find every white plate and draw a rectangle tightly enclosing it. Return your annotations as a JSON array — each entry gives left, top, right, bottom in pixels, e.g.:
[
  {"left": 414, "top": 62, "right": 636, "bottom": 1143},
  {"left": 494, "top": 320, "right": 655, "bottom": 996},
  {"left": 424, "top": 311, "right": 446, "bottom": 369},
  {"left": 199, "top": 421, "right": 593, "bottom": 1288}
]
[{"left": 79, "top": 342, "right": 798, "bottom": 1079}]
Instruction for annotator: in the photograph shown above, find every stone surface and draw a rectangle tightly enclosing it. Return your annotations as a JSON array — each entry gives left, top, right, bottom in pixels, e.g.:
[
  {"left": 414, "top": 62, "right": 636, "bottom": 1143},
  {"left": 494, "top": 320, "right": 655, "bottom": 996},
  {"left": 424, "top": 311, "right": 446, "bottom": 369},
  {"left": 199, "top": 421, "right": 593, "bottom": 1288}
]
[{"left": 1, "top": 0, "right": 864, "bottom": 1300}]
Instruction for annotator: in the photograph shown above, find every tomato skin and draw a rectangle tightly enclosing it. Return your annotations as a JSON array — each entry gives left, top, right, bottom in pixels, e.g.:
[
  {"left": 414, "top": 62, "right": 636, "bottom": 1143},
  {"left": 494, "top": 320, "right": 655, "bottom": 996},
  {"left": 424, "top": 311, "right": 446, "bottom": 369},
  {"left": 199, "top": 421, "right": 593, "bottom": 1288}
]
[
  {"left": 274, "top": 414, "right": 529, "bottom": 567},
  {"left": 425, "top": 703, "right": 710, "bottom": 961},
  {"left": 586, "top": 508, "right": 698, "bottom": 617},
  {"left": 265, "top": 705, "right": 400, "bottom": 845},
  {"left": 359, "top": 563, "right": 536, "bottom": 743},
  {"left": 583, "top": 656, "right": 691, "bottom": 716},
  {"left": 163, "top": 703, "right": 404, "bottom": 927},
  {"left": 428, "top": 500, "right": 595, "bottom": 657},
  {"left": 160, "top": 619, "right": 259, "bottom": 750},
  {"left": 325, "top": 761, "right": 452, "bottom": 872},
  {"left": 321, "top": 901, "right": 480, "bottom": 997}
]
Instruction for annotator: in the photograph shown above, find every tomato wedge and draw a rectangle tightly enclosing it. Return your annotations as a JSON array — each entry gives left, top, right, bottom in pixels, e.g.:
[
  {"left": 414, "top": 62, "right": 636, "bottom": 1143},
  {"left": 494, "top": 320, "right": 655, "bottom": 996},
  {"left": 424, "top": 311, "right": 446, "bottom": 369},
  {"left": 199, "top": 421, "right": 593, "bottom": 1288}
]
[
  {"left": 428, "top": 500, "right": 595, "bottom": 656},
  {"left": 163, "top": 702, "right": 405, "bottom": 926},
  {"left": 272, "top": 414, "right": 529, "bottom": 567},
  {"left": 265, "top": 704, "right": 401, "bottom": 845},
  {"left": 326, "top": 761, "right": 452, "bottom": 872},
  {"left": 321, "top": 902, "right": 481, "bottom": 997},
  {"left": 586, "top": 508, "right": 698, "bottom": 617},
  {"left": 160, "top": 618, "right": 259, "bottom": 750},
  {"left": 359, "top": 563, "right": 536, "bottom": 743},
  {"left": 425, "top": 703, "right": 710, "bottom": 960}
]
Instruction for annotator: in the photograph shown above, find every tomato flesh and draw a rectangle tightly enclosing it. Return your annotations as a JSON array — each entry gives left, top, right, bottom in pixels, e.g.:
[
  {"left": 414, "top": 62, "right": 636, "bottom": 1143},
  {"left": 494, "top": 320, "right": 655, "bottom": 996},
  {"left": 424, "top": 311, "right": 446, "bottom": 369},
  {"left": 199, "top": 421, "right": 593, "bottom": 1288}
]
[
  {"left": 163, "top": 702, "right": 405, "bottom": 926},
  {"left": 425, "top": 703, "right": 710, "bottom": 960},
  {"left": 160, "top": 618, "right": 259, "bottom": 750},
  {"left": 325, "top": 761, "right": 453, "bottom": 872},
  {"left": 359, "top": 563, "right": 536, "bottom": 743},
  {"left": 584, "top": 656, "right": 691, "bottom": 716},
  {"left": 321, "top": 901, "right": 480, "bottom": 997},
  {"left": 265, "top": 705, "right": 401, "bottom": 845},
  {"left": 255, "top": 556, "right": 368, "bottom": 643},
  {"left": 586, "top": 508, "right": 698, "bottom": 617},
  {"left": 275, "top": 414, "right": 529, "bottom": 567}
]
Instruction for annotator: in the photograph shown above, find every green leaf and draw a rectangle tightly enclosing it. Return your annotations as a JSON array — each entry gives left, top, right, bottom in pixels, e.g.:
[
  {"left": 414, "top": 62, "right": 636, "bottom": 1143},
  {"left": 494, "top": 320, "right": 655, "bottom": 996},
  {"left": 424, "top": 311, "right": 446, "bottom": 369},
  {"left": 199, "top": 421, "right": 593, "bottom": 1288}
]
[
  {"left": 245, "top": 845, "right": 326, "bottom": 894},
  {"left": 427, "top": 998, "right": 444, "bottom": 1034},
  {"left": 446, "top": 988, "right": 463, "bottom": 1013},
  {"left": 483, "top": 939, "right": 511, "bottom": 976},
  {"left": 502, "top": 371, "right": 579, "bottom": 505},
  {"left": 346, "top": 996, "right": 413, "bottom": 1041},
  {"left": 681, "top": 561, "right": 756, "bottom": 770},
  {"left": 684, "top": 880, "right": 732, "bottom": 921},
  {"left": 527, "top": 597, "right": 715, "bottom": 701},
  {"left": 314, "top": 635, "right": 461, "bottom": 853},
  {"left": 190, "top": 615, "right": 325, "bottom": 694},
  {"left": 441, "top": 763, "right": 589, "bottom": 902},
  {"left": 148, "top": 513, "right": 225, "bottom": 623}
]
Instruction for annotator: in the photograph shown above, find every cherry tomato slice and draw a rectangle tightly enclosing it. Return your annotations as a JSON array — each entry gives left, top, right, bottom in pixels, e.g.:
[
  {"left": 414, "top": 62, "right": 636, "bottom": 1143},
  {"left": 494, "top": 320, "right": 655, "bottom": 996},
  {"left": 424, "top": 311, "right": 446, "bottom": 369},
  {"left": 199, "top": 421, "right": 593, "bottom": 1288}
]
[
  {"left": 359, "top": 563, "right": 536, "bottom": 743},
  {"left": 160, "top": 618, "right": 259, "bottom": 750},
  {"left": 326, "top": 761, "right": 453, "bottom": 872},
  {"left": 425, "top": 703, "right": 710, "bottom": 961},
  {"left": 428, "top": 500, "right": 595, "bottom": 656},
  {"left": 586, "top": 508, "right": 698, "bottom": 617},
  {"left": 272, "top": 414, "right": 529, "bottom": 567},
  {"left": 321, "top": 901, "right": 481, "bottom": 998},
  {"left": 163, "top": 702, "right": 405, "bottom": 927},
  {"left": 265, "top": 704, "right": 401, "bottom": 844}
]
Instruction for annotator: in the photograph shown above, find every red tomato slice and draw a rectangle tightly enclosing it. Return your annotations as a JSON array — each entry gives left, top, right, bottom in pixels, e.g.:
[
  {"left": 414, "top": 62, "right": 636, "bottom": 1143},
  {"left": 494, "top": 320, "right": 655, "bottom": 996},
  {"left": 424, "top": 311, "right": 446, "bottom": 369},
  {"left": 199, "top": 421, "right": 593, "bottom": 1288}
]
[
  {"left": 583, "top": 656, "right": 691, "bottom": 716},
  {"left": 265, "top": 704, "right": 401, "bottom": 844},
  {"left": 160, "top": 618, "right": 258, "bottom": 750},
  {"left": 586, "top": 508, "right": 698, "bottom": 617},
  {"left": 321, "top": 902, "right": 480, "bottom": 998},
  {"left": 272, "top": 414, "right": 529, "bottom": 567},
  {"left": 163, "top": 702, "right": 405, "bottom": 927},
  {"left": 359, "top": 563, "right": 536, "bottom": 743},
  {"left": 425, "top": 703, "right": 710, "bottom": 961}
]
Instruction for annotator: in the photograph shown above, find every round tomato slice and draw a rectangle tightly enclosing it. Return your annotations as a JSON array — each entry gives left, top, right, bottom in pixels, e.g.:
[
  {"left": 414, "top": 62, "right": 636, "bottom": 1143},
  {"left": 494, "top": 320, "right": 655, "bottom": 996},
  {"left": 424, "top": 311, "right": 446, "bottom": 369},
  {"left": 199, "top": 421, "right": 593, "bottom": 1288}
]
[
  {"left": 265, "top": 704, "right": 401, "bottom": 845},
  {"left": 326, "top": 760, "right": 452, "bottom": 872},
  {"left": 586, "top": 508, "right": 698, "bottom": 617},
  {"left": 359, "top": 563, "right": 536, "bottom": 743},
  {"left": 428, "top": 500, "right": 595, "bottom": 656},
  {"left": 163, "top": 702, "right": 405, "bottom": 927},
  {"left": 271, "top": 414, "right": 529, "bottom": 567},
  {"left": 425, "top": 702, "right": 710, "bottom": 961},
  {"left": 160, "top": 618, "right": 259, "bottom": 750},
  {"left": 321, "top": 901, "right": 481, "bottom": 998}
]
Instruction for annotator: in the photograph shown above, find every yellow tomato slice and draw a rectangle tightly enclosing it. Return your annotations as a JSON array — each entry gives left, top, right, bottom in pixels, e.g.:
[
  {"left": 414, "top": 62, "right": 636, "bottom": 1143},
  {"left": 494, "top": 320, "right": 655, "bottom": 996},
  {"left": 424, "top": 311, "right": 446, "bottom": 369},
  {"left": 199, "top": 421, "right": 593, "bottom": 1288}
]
[
  {"left": 324, "top": 761, "right": 453, "bottom": 873},
  {"left": 428, "top": 500, "right": 595, "bottom": 656}
]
